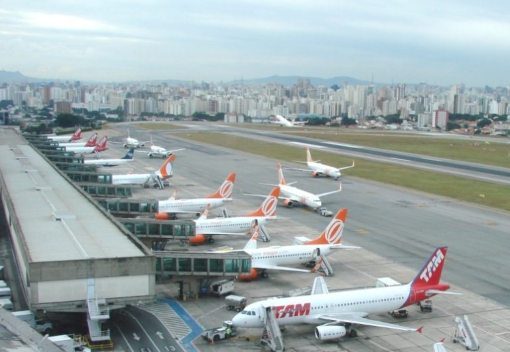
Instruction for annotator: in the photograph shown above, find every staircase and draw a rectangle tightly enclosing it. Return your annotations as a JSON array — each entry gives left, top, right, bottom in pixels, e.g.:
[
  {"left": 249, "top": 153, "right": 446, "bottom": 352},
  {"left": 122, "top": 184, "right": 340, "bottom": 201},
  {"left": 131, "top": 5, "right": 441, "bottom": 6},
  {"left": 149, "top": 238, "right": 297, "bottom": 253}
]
[
  {"left": 86, "top": 278, "right": 111, "bottom": 342},
  {"left": 261, "top": 306, "right": 284, "bottom": 352}
]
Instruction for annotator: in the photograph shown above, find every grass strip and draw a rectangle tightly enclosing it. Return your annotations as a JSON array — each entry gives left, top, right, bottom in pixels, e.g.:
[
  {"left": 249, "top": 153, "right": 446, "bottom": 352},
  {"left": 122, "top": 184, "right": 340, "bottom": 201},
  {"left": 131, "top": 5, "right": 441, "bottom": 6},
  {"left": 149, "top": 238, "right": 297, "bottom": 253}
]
[{"left": 179, "top": 131, "right": 510, "bottom": 212}]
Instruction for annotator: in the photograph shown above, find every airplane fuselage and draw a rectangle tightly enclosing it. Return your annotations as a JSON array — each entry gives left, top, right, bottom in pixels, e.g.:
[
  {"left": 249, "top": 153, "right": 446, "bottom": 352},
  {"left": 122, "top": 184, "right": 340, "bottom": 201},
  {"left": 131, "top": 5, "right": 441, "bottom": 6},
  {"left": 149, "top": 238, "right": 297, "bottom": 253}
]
[
  {"left": 280, "top": 184, "right": 321, "bottom": 209},
  {"left": 158, "top": 198, "right": 230, "bottom": 214},
  {"left": 84, "top": 159, "right": 133, "bottom": 167},
  {"left": 308, "top": 162, "right": 341, "bottom": 180},
  {"left": 249, "top": 244, "right": 334, "bottom": 269},
  {"left": 233, "top": 284, "right": 411, "bottom": 328},
  {"left": 194, "top": 216, "right": 270, "bottom": 235},
  {"left": 65, "top": 146, "right": 96, "bottom": 154},
  {"left": 112, "top": 173, "right": 152, "bottom": 185}
]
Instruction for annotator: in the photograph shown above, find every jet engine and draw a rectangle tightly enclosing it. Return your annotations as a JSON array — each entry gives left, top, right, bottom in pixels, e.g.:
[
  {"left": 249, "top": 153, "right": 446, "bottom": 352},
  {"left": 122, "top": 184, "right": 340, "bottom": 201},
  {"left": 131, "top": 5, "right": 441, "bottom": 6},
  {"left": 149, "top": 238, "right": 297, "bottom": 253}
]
[
  {"left": 238, "top": 268, "right": 258, "bottom": 281},
  {"left": 283, "top": 199, "right": 294, "bottom": 207},
  {"left": 155, "top": 212, "right": 170, "bottom": 220},
  {"left": 315, "top": 325, "right": 347, "bottom": 341},
  {"left": 312, "top": 171, "right": 320, "bottom": 177},
  {"left": 188, "top": 234, "right": 207, "bottom": 245}
]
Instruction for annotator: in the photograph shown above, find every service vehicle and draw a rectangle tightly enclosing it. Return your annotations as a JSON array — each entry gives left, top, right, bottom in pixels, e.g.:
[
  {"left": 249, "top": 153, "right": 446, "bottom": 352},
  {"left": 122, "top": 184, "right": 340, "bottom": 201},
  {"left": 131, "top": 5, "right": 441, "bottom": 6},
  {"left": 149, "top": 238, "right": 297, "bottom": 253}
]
[
  {"left": 201, "top": 321, "right": 236, "bottom": 342},
  {"left": 225, "top": 295, "right": 247, "bottom": 312}
]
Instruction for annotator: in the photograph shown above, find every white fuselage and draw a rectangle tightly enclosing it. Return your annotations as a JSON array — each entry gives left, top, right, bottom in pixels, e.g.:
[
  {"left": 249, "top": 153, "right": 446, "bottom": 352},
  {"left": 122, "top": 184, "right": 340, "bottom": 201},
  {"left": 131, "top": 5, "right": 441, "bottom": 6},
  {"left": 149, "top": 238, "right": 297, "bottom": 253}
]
[
  {"left": 58, "top": 141, "right": 88, "bottom": 148},
  {"left": 158, "top": 198, "right": 231, "bottom": 214},
  {"left": 308, "top": 162, "right": 340, "bottom": 179},
  {"left": 233, "top": 284, "right": 411, "bottom": 328},
  {"left": 195, "top": 216, "right": 269, "bottom": 235},
  {"left": 249, "top": 244, "right": 334, "bottom": 269},
  {"left": 112, "top": 173, "right": 152, "bottom": 185},
  {"left": 149, "top": 146, "right": 170, "bottom": 158},
  {"left": 48, "top": 135, "right": 74, "bottom": 142},
  {"left": 125, "top": 137, "right": 142, "bottom": 148},
  {"left": 280, "top": 184, "right": 321, "bottom": 209},
  {"left": 84, "top": 158, "right": 132, "bottom": 167},
  {"left": 64, "top": 145, "right": 96, "bottom": 154}
]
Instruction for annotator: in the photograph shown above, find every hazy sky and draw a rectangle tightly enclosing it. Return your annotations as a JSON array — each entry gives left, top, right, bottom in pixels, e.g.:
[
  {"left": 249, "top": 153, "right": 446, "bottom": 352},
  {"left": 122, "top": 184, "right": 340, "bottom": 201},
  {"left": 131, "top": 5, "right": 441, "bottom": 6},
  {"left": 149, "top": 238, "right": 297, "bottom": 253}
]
[{"left": 1, "top": 0, "right": 509, "bottom": 86}]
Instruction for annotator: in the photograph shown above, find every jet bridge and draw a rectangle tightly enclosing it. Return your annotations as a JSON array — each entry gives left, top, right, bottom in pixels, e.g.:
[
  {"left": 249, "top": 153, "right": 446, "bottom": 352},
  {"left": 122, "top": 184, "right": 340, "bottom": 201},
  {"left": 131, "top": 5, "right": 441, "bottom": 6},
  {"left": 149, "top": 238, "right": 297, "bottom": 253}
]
[
  {"left": 97, "top": 198, "right": 158, "bottom": 217},
  {"left": 118, "top": 218, "right": 195, "bottom": 249}
]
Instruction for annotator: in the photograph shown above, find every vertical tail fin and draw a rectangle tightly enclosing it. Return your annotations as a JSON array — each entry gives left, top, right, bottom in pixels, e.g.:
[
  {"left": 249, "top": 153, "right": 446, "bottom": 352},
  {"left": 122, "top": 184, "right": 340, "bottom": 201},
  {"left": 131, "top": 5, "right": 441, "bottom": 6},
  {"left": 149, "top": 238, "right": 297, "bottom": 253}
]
[
  {"left": 410, "top": 247, "right": 448, "bottom": 288},
  {"left": 247, "top": 187, "right": 280, "bottom": 217},
  {"left": 122, "top": 148, "right": 135, "bottom": 159},
  {"left": 206, "top": 172, "right": 236, "bottom": 198},
  {"left": 277, "top": 163, "right": 286, "bottom": 185},
  {"left": 306, "top": 147, "right": 313, "bottom": 163},
  {"left": 156, "top": 154, "right": 176, "bottom": 179},
  {"left": 94, "top": 136, "right": 108, "bottom": 152},
  {"left": 244, "top": 219, "right": 260, "bottom": 250},
  {"left": 85, "top": 133, "right": 98, "bottom": 147},
  {"left": 71, "top": 128, "right": 82, "bottom": 141},
  {"left": 305, "top": 208, "right": 347, "bottom": 245}
]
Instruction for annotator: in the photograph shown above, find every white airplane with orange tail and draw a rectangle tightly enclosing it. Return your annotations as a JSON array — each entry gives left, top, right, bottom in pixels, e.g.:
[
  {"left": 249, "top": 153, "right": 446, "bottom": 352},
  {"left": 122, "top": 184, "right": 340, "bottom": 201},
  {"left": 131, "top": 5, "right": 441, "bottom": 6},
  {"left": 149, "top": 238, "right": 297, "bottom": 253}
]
[
  {"left": 271, "top": 163, "right": 342, "bottom": 210},
  {"left": 111, "top": 154, "right": 175, "bottom": 189},
  {"left": 189, "top": 187, "right": 280, "bottom": 245},
  {"left": 65, "top": 135, "right": 108, "bottom": 154},
  {"left": 155, "top": 172, "right": 236, "bottom": 219},
  {"left": 233, "top": 246, "right": 455, "bottom": 340},
  {"left": 47, "top": 127, "right": 82, "bottom": 142},
  {"left": 290, "top": 147, "right": 355, "bottom": 180},
  {"left": 237, "top": 208, "right": 359, "bottom": 281}
]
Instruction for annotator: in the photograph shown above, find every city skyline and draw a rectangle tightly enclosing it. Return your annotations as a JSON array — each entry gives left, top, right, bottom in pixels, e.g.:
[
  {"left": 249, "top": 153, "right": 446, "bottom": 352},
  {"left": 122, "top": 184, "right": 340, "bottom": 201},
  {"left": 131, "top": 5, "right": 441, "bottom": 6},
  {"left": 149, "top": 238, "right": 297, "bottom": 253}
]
[{"left": 1, "top": 1, "right": 510, "bottom": 86}]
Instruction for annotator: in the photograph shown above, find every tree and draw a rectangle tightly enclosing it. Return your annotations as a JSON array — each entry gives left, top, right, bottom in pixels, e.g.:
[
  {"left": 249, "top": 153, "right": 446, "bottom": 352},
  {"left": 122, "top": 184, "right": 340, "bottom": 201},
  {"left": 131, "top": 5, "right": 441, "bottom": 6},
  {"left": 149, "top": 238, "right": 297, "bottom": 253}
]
[
  {"left": 340, "top": 116, "right": 357, "bottom": 126},
  {"left": 477, "top": 118, "right": 492, "bottom": 128},
  {"left": 55, "top": 113, "right": 84, "bottom": 128},
  {"left": 446, "top": 121, "right": 461, "bottom": 131}
]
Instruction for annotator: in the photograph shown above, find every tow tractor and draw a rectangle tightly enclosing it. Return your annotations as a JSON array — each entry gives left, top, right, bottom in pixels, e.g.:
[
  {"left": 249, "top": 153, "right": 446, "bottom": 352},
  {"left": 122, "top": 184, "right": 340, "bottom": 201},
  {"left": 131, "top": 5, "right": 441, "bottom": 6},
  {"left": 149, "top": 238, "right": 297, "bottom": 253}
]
[{"left": 201, "top": 321, "right": 237, "bottom": 343}]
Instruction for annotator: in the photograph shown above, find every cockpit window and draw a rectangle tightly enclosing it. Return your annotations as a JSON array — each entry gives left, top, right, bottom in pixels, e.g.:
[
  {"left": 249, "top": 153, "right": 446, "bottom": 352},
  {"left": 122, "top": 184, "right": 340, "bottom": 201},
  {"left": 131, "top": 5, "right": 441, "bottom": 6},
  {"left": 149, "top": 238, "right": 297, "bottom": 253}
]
[{"left": 241, "top": 310, "right": 248, "bottom": 315}]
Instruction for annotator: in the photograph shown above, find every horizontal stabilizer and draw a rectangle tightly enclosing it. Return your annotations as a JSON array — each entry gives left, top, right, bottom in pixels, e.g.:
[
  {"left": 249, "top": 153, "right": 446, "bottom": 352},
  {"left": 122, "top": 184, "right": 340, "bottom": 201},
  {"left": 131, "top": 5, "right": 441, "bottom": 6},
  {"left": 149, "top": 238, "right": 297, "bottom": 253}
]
[
  {"left": 426, "top": 289, "right": 462, "bottom": 296},
  {"left": 329, "top": 244, "right": 361, "bottom": 250},
  {"left": 311, "top": 276, "right": 329, "bottom": 295}
]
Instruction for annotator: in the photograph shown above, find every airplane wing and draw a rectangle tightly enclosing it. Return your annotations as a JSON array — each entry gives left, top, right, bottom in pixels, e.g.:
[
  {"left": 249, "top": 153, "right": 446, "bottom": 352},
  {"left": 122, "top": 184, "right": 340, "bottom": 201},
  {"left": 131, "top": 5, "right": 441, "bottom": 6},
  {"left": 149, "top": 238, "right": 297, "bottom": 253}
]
[
  {"left": 168, "top": 148, "right": 186, "bottom": 154},
  {"left": 329, "top": 244, "right": 361, "bottom": 250},
  {"left": 316, "top": 183, "right": 342, "bottom": 198},
  {"left": 284, "top": 167, "right": 311, "bottom": 172},
  {"left": 253, "top": 263, "right": 310, "bottom": 273},
  {"left": 337, "top": 161, "right": 355, "bottom": 171},
  {"left": 319, "top": 313, "right": 420, "bottom": 332}
]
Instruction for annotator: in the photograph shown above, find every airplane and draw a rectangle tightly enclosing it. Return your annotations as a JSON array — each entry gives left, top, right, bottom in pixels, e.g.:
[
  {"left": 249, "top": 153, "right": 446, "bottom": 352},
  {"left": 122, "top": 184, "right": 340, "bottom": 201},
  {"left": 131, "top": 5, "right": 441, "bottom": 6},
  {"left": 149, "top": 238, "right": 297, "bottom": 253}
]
[
  {"left": 57, "top": 132, "right": 98, "bottom": 148},
  {"left": 237, "top": 208, "right": 359, "bottom": 281},
  {"left": 111, "top": 154, "right": 175, "bottom": 189},
  {"left": 47, "top": 128, "right": 82, "bottom": 142},
  {"left": 83, "top": 148, "right": 135, "bottom": 167},
  {"left": 123, "top": 129, "right": 148, "bottom": 149},
  {"left": 64, "top": 136, "right": 108, "bottom": 154},
  {"left": 147, "top": 137, "right": 185, "bottom": 158},
  {"left": 270, "top": 114, "right": 306, "bottom": 127},
  {"left": 265, "top": 163, "right": 342, "bottom": 210},
  {"left": 290, "top": 147, "right": 355, "bottom": 180},
  {"left": 155, "top": 172, "right": 236, "bottom": 220},
  {"left": 232, "top": 246, "right": 453, "bottom": 340},
  {"left": 189, "top": 187, "right": 280, "bottom": 245}
]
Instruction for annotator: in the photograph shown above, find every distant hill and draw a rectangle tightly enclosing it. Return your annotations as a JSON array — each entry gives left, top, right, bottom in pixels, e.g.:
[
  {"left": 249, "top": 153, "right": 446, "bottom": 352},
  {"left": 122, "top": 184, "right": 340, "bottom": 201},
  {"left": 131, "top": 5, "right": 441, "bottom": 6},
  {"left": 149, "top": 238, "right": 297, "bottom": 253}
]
[
  {"left": 229, "top": 75, "right": 374, "bottom": 86},
  {"left": 0, "top": 70, "right": 41, "bottom": 83}
]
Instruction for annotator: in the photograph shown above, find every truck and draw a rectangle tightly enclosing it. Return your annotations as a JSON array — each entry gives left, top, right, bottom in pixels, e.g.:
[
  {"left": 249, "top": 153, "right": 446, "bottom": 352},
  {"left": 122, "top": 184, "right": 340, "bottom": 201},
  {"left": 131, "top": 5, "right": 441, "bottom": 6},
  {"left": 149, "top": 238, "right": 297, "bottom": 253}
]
[
  {"left": 201, "top": 321, "right": 236, "bottom": 343},
  {"left": 317, "top": 207, "right": 333, "bottom": 217},
  {"left": 209, "top": 279, "right": 235, "bottom": 296},
  {"left": 225, "top": 295, "right": 247, "bottom": 312},
  {"left": 12, "top": 310, "right": 53, "bottom": 334}
]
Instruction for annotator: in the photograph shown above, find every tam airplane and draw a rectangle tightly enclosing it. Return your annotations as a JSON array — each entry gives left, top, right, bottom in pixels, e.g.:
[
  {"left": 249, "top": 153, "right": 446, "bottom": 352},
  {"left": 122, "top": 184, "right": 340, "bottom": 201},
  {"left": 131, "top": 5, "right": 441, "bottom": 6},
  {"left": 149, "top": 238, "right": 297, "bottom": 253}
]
[
  {"left": 291, "top": 147, "right": 355, "bottom": 180},
  {"left": 65, "top": 136, "right": 108, "bottom": 154},
  {"left": 123, "top": 129, "right": 149, "bottom": 149},
  {"left": 270, "top": 163, "right": 342, "bottom": 210},
  {"left": 155, "top": 172, "right": 236, "bottom": 220},
  {"left": 233, "top": 246, "right": 453, "bottom": 340},
  {"left": 237, "top": 208, "right": 359, "bottom": 281},
  {"left": 83, "top": 148, "right": 134, "bottom": 167},
  {"left": 270, "top": 115, "right": 306, "bottom": 127},
  {"left": 112, "top": 154, "right": 175, "bottom": 189},
  {"left": 189, "top": 187, "right": 280, "bottom": 245},
  {"left": 58, "top": 132, "right": 98, "bottom": 148},
  {"left": 47, "top": 128, "right": 82, "bottom": 142}
]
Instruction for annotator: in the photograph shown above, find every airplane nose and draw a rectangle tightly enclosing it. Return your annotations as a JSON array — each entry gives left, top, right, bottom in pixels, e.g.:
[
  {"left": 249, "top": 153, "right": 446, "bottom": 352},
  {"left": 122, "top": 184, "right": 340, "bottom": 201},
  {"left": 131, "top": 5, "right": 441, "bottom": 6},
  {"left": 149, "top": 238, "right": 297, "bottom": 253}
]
[{"left": 231, "top": 314, "right": 242, "bottom": 327}]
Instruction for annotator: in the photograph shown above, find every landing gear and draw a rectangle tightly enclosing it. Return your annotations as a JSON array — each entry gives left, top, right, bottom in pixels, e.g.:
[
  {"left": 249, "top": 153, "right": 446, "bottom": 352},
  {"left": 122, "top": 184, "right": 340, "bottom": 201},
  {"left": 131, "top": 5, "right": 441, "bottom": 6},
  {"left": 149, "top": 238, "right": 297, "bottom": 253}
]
[
  {"left": 345, "top": 324, "right": 358, "bottom": 338},
  {"left": 261, "top": 270, "right": 269, "bottom": 279}
]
